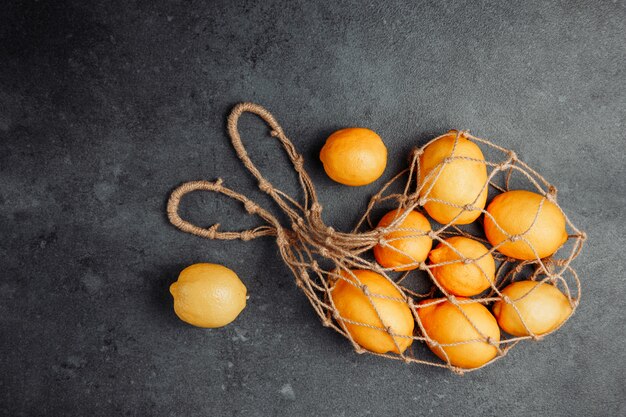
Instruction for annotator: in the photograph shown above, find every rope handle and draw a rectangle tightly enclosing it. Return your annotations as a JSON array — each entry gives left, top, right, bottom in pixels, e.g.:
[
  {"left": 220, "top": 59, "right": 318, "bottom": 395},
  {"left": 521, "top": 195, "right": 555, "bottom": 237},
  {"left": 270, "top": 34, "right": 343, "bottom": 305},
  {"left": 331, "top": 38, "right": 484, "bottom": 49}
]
[
  {"left": 167, "top": 102, "right": 319, "bottom": 242},
  {"left": 227, "top": 102, "right": 321, "bottom": 218},
  {"left": 166, "top": 178, "right": 279, "bottom": 241}
]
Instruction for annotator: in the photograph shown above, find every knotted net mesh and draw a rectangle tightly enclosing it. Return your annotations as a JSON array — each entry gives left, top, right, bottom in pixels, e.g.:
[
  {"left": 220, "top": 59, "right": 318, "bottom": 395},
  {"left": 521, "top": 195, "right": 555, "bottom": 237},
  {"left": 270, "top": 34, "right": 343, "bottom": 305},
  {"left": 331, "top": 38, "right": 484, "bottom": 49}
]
[{"left": 167, "top": 103, "right": 586, "bottom": 374}]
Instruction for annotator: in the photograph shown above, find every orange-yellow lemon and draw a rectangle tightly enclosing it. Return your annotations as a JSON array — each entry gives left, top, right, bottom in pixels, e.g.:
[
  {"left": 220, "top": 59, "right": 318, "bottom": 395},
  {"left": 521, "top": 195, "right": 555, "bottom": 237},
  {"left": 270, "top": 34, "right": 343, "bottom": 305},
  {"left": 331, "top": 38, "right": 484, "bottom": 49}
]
[
  {"left": 418, "top": 130, "right": 488, "bottom": 225},
  {"left": 484, "top": 190, "right": 568, "bottom": 260},
  {"left": 417, "top": 298, "right": 500, "bottom": 369},
  {"left": 169, "top": 263, "right": 247, "bottom": 328},
  {"left": 320, "top": 128, "right": 387, "bottom": 186},
  {"left": 331, "top": 269, "right": 414, "bottom": 354},
  {"left": 428, "top": 236, "right": 495, "bottom": 296},
  {"left": 373, "top": 209, "right": 433, "bottom": 271},
  {"left": 492, "top": 280, "right": 573, "bottom": 336}
]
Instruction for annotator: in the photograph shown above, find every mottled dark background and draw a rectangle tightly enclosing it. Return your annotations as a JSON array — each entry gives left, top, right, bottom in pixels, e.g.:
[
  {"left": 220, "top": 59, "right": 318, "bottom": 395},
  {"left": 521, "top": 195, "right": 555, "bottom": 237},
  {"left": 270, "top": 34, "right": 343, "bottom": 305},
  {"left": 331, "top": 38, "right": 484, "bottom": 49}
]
[{"left": 1, "top": 1, "right": 624, "bottom": 416}]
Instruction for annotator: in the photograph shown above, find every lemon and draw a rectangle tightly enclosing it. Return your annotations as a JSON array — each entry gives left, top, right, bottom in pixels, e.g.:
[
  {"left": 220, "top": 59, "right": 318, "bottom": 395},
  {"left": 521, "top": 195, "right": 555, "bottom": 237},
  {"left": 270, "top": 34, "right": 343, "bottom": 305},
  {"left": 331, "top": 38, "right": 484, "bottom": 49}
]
[
  {"left": 373, "top": 209, "right": 433, "bottom": 271},
  {"left": 320, "top": 128, "right": 387, "bottom": 186},
  {"left": 484, "top": 190, "right": 568, "bottom": 260},
  {"left": 419, "top": 130, "right": 488, "bottom": 225},
  {"left": 418, "top": 298, "right": 500, "bottom": 369},
  {"left": 428, "top": 236, "right": 495, "bottom": 296},
  {"left": 170, "top": 263, "right": 247, "bottom": 328},
  {"left": 331, "top": 269, "right": 414, "bottom": 354},
  {"left": 492, "top": 280, "right": 572, "bottom": 336}
]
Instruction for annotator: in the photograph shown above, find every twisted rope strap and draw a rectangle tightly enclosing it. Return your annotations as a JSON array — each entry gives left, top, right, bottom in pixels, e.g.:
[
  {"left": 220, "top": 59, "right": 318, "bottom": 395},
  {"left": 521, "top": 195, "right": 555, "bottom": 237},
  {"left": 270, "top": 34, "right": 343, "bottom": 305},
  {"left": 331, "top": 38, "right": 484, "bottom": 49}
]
[{"left": 167, "top": 103, "right": 586, "bottom": 374}]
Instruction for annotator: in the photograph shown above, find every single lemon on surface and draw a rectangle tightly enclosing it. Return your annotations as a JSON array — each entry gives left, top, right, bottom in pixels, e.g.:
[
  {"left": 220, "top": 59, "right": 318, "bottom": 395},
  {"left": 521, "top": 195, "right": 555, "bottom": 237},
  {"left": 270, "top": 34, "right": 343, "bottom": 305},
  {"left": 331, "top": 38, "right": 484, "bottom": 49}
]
[
  {"left": 428, "top": 236, "right": 495, "bottom": 296},
  {"left": 320, "top": 128, "right": 387, "bottom": 186},
  {"left": 419, "top": 130, "right": 488, "bottom": 225},
  {"left": 417, "top": 298, "right": 500, "bottom": 369},
  {"left": 170, "top": 263, "right": 247, "bottom": 328},
  {"left": 373, "top": 209, "right": 433, "bottom": 271},
  {"left": 492, "top": 280, "right": 572, "bottom": 337},
  {"left": 331, "top": 269, "right": 414, "bottom": 354},
  {"left": 484, "top": 190, "right": 568, "bottom": 260}
]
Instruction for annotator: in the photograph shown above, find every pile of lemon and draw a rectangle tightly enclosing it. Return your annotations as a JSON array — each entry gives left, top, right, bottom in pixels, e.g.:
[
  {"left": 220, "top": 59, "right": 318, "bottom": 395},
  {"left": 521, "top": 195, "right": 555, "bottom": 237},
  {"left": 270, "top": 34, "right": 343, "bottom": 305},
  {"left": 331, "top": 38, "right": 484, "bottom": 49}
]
[
  {"left": 170, "top": 127, "right": 574, "bottom": 371},
  {"left": 320, "top": 128, "right": 572, "bottom": 369}
]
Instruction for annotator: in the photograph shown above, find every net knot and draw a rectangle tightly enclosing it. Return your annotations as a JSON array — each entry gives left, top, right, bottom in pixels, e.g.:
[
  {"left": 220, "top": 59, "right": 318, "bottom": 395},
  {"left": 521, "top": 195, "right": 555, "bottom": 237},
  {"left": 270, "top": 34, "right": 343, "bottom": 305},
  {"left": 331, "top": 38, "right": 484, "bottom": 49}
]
[
  {"left": 361, "top": 284, "right": 370, "bottom": 295},
  {"left": 240, "top": 230, "right": 255, "bottom": 241},
  {"left": 508, "top": 150, "right": 517, "bottom": 161},
  {"left": 463, "top": 257, "right": 473, "bottom": 265},
  {"left": 418, "top": 198, "right": 428, "bottom": 206},
  {"left": 509, "top": 234, "right": 521, "bottom": 242},
  {"left": 276, "top": 233, "right": 289, "bottom": 247},
  {"left": 243, "top": 200, "right": 257, "bottom": 214},
  {"left": 258, "top": 179, "right": 272, "bottom": 194},
  {"left": 463, "top": 204, "right": 475, "bottom": 211},
  {"left": 270, "top": 130, "right": 279, "bottom": 137},
  {"left": 293, "top": 154, "right": 305, "bottom": 171},
  {"left": 207, "top": 224, "right": 219, "bottom": 239},
  {"left": 546, "top": 186, "right": 558, "bottom": 202},
  {"left": 451, "top": 367, "right": 465, "bottom": 376},
  {"left": 411, "top": 147, "right": 424, "bottom": 157},
  {"left": 310, "top": 202, "right": 322, "bottom": 213}
]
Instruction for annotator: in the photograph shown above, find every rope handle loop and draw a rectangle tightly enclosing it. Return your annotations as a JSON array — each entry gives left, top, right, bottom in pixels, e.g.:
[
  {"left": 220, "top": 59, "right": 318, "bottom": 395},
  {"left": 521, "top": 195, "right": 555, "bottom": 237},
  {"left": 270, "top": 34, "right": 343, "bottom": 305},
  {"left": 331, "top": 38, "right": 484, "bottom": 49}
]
[
  {"left": 227, "top": 102, "right": 320, "bottom": 217},
  {"left": 166, "top": 179, "right": 279, "bottom": 241},
  {"left": 167, "top": 102, "right": 320, "bottom": 242}
]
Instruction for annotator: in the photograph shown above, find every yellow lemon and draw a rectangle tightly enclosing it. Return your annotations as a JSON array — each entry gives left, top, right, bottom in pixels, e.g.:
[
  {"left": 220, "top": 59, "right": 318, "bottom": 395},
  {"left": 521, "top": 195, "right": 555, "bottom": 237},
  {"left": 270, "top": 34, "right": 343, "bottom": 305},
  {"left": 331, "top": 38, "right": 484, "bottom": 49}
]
[
  {"left": 419, "top": 130, "right": 488, "bottom": 225},
  {"left": 320, "top": 128, "right": 387, "bottom": 186},
  {"left": 169, "top": 263, "right": 247, "bottom": 328},
  {"left": 331, "top": 269, "right": 414, "bottom": 354},
  {"left": 417, "top": 298, "right": 500, "bottom": 369},
  {"left": 484, "top": 190, "right": 568, "bottom": 260},
  {"left": 492, "top": 280, "right": 573, "bottom": 336},
  {"left": 373, "top": 209, "right": 433, "bottom": 271},
  {"left": 428, "top": 236, "right": 495, "bottom": 296}
]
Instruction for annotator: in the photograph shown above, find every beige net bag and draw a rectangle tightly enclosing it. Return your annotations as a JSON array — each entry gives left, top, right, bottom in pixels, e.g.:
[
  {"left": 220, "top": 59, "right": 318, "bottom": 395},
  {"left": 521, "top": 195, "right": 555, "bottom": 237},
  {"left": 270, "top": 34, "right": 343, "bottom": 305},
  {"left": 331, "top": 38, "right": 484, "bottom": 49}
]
[{"left": 167, "top": 102, "right": 586, "bottom": 374}]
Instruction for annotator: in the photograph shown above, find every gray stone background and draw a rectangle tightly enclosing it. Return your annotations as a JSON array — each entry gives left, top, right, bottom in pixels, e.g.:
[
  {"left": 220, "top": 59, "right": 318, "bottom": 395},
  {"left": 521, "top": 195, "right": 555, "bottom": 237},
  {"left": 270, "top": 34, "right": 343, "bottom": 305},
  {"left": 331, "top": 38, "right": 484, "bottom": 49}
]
[{"left": 1, "top": 1, "right": 624, "bottom": 416}]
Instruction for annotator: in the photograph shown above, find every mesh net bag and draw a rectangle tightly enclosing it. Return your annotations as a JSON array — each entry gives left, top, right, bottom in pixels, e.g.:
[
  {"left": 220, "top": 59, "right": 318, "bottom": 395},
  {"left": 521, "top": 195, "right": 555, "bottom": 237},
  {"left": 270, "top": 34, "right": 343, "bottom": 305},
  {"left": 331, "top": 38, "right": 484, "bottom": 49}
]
[{"left": 167, "top": 103, "right": 586, "bottom": 374}]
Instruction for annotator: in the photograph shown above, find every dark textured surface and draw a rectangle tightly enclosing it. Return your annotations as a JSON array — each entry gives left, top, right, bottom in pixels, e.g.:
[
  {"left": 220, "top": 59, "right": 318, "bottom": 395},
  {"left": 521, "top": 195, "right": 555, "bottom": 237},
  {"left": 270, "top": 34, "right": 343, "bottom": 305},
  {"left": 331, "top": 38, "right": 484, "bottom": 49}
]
[{"left": 1, "top": 1, "right": 625, "bottom": 416}]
